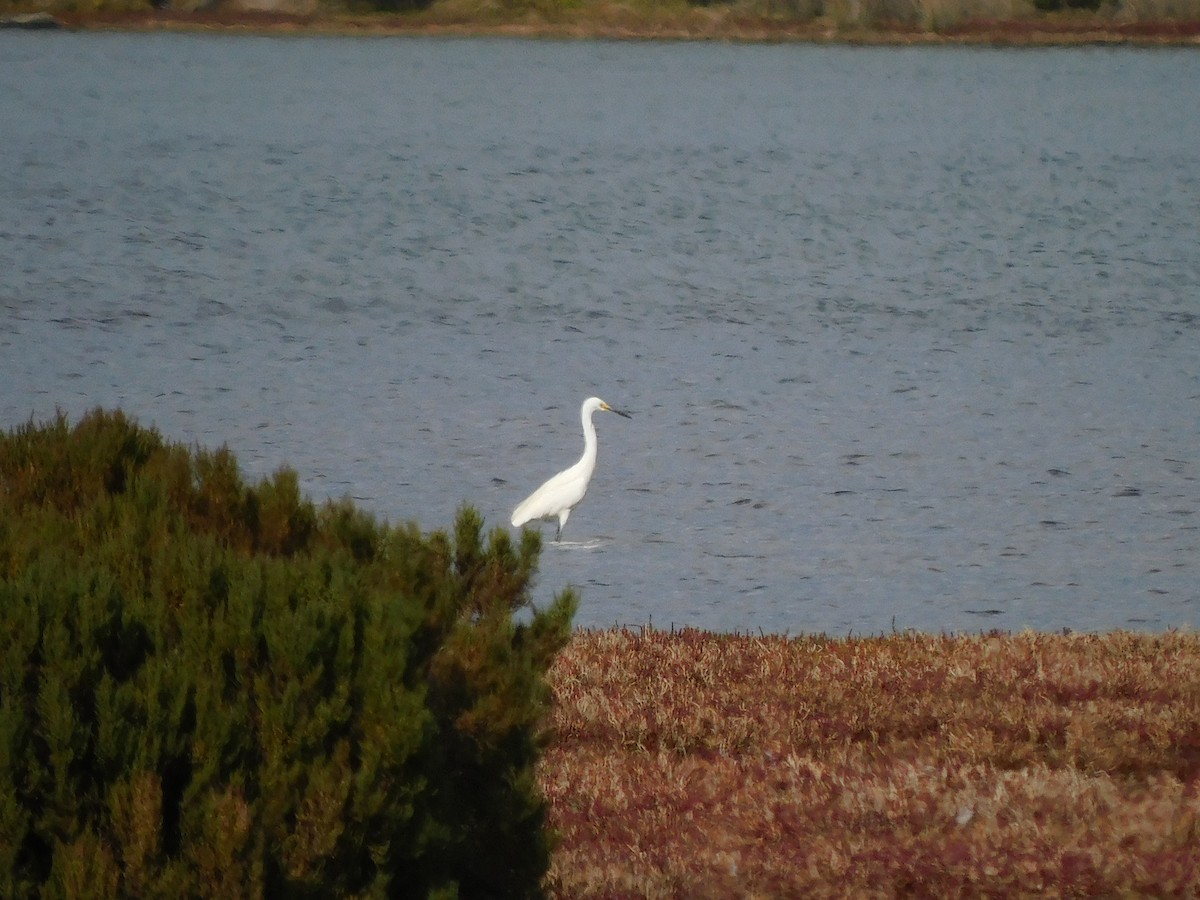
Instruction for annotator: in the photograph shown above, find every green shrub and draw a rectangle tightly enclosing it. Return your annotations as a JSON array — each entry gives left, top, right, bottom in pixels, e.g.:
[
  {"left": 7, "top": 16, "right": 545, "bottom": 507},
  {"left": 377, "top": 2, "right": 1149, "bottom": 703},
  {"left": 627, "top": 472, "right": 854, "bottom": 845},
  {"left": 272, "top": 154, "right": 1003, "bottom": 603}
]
[
  {"left": 1031, "top": 0, "right": 1101, "bottom": 11},
  {"left": 0, "top": 408, "right": 576, "bottom": 899}
]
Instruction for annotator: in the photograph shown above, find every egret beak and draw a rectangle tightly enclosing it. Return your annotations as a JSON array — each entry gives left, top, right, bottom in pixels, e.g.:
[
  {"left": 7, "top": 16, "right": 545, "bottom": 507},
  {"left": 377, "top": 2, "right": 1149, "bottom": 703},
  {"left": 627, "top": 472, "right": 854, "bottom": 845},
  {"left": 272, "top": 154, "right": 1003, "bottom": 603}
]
[{"left": 607, "top": 405, "right": 632, "bottom": 418}]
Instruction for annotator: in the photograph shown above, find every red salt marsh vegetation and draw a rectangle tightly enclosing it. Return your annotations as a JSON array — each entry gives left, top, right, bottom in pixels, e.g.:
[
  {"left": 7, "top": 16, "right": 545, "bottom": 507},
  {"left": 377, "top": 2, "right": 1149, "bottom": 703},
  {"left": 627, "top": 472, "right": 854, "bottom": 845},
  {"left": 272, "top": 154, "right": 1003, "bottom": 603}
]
[{"left": 540, "top": 627, "right": 1200, "bottom": 897}]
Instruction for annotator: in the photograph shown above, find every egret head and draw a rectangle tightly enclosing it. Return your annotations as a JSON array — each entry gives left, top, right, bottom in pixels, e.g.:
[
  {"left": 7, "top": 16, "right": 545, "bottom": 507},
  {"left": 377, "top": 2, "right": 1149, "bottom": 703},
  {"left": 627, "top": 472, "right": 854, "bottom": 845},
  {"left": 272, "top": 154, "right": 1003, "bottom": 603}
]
[{"left": 594, "top": 398, "right": 632, "bottom": 419}]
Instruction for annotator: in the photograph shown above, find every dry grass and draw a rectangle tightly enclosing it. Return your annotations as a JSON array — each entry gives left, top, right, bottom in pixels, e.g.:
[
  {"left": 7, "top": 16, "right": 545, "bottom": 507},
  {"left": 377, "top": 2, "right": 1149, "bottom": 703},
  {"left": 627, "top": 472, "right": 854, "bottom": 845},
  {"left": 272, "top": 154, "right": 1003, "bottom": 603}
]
[
  {"left": 541, "top": 627, "right": 1200, "bottom": 897},
  {"left": 21, "top": 0, "right": 1200, "bottom": 43}
]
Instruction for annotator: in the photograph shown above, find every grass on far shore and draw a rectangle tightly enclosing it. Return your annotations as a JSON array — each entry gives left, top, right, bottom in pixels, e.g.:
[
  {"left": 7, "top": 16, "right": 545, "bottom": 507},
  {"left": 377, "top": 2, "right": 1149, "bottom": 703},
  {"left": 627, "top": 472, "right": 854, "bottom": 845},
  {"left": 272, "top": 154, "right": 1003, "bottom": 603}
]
[
  {"left": 8, "top": 0, "right": 1200, "bottom": 44},
  {"left": 541, "top": 627, "right": 1200, "bottom": 897}
]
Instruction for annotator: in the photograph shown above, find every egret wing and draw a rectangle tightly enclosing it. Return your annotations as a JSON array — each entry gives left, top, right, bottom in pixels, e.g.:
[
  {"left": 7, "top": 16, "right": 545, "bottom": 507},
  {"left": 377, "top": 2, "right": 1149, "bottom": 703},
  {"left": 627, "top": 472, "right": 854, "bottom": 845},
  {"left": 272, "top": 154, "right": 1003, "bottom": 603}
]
[{"left": 511, "top": 463, "right": 589, "bottom": 527}]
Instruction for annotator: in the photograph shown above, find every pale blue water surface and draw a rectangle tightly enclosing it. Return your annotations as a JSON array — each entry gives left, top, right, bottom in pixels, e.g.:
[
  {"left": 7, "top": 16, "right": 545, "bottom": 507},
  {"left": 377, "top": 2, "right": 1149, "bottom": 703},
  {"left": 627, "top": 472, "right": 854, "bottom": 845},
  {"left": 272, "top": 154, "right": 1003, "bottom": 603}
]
[{"left": 2, "top": 33, "right": 1198, "bottom": 634}]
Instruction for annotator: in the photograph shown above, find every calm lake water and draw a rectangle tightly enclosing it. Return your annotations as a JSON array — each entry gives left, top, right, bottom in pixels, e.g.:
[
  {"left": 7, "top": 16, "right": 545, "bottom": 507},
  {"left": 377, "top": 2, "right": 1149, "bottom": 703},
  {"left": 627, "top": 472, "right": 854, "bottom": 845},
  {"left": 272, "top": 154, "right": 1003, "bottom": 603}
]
[{"left": 2, "top": 33, "right": 1198, "bottom": 635}]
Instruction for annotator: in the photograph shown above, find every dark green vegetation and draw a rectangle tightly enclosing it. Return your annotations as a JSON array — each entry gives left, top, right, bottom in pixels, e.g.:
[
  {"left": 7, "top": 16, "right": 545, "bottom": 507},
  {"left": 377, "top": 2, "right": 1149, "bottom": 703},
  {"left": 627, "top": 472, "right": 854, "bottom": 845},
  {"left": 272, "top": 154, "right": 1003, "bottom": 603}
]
[{"left": 0, "top": 409, "right": 575, "bottom": 898}]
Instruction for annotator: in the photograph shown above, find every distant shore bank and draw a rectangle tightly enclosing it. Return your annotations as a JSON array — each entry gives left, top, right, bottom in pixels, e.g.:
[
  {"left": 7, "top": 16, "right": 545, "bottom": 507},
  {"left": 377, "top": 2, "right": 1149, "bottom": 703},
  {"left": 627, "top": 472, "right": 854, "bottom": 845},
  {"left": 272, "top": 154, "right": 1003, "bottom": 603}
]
[{"left": 18, "top": 6, "right": 1200, "bottom": 45}]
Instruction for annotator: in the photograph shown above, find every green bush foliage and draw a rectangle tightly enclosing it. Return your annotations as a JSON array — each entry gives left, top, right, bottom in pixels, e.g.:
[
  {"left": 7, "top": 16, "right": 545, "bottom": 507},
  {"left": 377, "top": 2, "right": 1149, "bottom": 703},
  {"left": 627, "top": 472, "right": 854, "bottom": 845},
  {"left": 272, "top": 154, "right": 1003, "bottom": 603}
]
[
  {"left": 1031, "top": 0, "right": 1101, "bottom": 11},
  {"left": 0, "top": 408, "right": 576, "bottom": 899}
]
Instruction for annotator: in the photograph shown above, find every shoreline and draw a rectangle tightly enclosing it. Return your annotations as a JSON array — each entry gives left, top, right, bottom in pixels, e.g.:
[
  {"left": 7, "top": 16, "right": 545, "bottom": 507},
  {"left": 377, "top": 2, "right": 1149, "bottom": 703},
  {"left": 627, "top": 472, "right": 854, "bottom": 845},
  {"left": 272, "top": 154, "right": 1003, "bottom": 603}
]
[{"left": 19, "top": 8, "right": 1200, "bottom": 45}]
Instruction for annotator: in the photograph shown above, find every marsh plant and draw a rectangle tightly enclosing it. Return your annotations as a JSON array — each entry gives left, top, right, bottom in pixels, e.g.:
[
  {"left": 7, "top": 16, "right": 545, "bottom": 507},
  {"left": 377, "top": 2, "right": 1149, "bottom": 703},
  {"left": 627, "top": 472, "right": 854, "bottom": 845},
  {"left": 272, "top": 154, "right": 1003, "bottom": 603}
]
[{"left": 542, "top": 627, "right": 1200, "bottom": 897}]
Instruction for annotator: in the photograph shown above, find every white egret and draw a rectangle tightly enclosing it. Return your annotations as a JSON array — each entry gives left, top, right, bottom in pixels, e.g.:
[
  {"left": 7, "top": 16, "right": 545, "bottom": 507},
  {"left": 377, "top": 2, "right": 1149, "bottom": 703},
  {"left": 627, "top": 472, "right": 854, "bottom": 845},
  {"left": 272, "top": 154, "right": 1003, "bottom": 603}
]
[{"left": 511, "top": 397, "right": 632, "bottom": 542}]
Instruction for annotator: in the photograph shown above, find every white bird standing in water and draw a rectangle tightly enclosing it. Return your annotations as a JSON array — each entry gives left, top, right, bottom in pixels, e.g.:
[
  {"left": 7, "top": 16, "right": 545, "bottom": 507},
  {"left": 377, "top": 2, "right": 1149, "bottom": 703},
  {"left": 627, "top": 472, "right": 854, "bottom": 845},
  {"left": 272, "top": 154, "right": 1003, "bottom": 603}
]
[{"left": 511, "top": 397, "right": 632, "bottom": 542}]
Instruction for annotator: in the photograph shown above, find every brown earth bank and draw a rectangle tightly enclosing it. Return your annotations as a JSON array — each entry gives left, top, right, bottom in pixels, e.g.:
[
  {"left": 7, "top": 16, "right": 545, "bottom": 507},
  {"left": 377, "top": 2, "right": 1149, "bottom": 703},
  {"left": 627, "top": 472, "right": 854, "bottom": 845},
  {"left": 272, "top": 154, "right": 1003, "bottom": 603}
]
[
  {"left": 540, "top": 627, "right": 1200, "bottom": 897},
  {"left": 30, "top": 6, "right": 1200, "bottom": 43}
]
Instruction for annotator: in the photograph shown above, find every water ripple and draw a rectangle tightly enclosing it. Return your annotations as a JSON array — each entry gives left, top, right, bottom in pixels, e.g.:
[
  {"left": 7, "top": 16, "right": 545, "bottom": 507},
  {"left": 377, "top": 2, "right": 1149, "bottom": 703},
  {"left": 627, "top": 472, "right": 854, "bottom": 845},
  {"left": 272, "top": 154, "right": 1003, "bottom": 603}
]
[{"left": 2, "top": 35, "right": 1198, "bottom": 635}]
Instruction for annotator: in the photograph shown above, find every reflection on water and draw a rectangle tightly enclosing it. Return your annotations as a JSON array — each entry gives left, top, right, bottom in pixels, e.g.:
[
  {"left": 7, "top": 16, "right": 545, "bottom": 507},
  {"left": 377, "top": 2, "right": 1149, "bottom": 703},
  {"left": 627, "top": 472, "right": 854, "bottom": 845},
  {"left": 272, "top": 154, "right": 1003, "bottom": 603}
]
[{"left": 2, "top": 34, "right": 1198, "bottom": 634}]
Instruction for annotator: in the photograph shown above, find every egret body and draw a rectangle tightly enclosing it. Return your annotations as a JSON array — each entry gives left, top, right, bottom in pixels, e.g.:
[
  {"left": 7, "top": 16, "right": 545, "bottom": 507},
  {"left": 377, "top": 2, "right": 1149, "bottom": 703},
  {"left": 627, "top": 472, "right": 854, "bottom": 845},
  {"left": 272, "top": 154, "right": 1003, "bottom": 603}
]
[{"left": 511, "top": 396, "right": 632, "bottom": 541}]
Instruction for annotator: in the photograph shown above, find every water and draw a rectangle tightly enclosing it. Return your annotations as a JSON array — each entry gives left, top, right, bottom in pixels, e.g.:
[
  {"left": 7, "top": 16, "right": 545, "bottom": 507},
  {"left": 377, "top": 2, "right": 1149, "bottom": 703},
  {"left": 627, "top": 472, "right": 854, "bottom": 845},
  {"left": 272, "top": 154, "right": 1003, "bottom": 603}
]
[{"left": 2, "top": 33, "right": 1198, "bottom": 635}]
